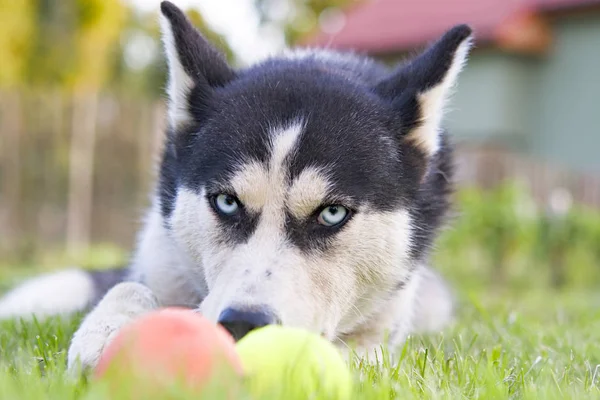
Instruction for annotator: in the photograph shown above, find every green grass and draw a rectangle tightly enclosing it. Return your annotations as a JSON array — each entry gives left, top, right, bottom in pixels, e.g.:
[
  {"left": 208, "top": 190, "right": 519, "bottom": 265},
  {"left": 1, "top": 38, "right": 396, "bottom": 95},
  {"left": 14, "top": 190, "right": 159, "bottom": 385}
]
[
  {"left": 1, "top": 286, "right": 599, "bottom": 399},
  {"left": 5, "top": 184, "right": 600, "bottom": 398}
]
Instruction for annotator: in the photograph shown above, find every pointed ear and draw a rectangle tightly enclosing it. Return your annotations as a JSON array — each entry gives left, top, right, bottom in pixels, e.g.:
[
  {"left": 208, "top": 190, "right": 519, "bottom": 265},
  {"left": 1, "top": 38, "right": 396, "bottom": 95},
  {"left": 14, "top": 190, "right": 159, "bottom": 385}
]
[
  {"left": 159, "top": 1, "right": 236, "bottom": 130},
  {"left": 376, "top": 25, "right": 473, "bottom": 157}
]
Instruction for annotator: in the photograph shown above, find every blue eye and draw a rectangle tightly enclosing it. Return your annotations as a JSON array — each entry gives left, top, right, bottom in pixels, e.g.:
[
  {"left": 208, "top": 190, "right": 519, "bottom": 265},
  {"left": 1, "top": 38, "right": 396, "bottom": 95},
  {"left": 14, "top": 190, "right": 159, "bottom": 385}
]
[
  {"left": 317, "top": 205, "right": 349, "bottom": 227},
  {"left": 213, "top": 194, "right": 240, "bottom": 216}
]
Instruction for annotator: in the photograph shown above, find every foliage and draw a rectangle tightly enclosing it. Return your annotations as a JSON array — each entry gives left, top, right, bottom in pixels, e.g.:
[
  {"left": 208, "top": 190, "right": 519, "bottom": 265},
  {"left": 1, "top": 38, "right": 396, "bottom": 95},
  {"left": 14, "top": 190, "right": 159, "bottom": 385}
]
[
  {"left": 435, "top": 182, "right": 600, "bottom": 290},
  {"left": 21, "top": 0, "right": 127, "bottom": 90},
  {"left": 110, "top": 7, "right": 235, "bottom": 98},
  {"left": 1, "top": 285, "right": 600, "bottom": 398},
  {"left": 0, "top": 0, "right": 36, "bottom": 86},
  {"left": 0, "top": 1, "right": 232, "bottom": 96},
  {"left": 253, "top": 0, "right": 359, "bottom": 45},
  {"left": 71, "top": 0, "right": 128, "bottom": 90}
]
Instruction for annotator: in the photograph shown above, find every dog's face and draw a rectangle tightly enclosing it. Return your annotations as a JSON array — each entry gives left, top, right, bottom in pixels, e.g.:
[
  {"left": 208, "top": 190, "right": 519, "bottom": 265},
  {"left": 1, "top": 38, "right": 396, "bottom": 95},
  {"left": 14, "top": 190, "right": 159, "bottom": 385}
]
[{"left": 157, "top": 2, "right": 471, "bottom": 340}]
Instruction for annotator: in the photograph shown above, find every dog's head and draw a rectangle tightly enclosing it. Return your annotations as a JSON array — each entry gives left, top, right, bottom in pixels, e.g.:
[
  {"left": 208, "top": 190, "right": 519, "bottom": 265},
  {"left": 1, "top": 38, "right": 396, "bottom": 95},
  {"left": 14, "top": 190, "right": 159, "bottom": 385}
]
[{"left": 157, "top": 1, "right": 472, "bottom": 341}]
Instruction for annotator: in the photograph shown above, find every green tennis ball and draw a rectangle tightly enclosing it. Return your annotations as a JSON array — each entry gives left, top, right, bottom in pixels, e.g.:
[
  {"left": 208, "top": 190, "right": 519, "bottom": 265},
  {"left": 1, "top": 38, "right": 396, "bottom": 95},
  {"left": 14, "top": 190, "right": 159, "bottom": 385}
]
[{"left": 236, "top": 325, "right": 352, "bottom": 399}]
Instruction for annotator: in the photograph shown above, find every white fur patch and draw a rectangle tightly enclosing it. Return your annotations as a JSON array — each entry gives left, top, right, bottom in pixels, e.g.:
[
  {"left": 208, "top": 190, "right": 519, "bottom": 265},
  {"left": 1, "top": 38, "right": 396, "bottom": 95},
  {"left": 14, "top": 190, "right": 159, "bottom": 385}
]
[
  {"left": 287, "top": 166, "right": 332, "bottom": 220},
  {"left": 409, "top": 37, "right": 472, "bottom": 156},
  {"left": 336, "top": 267, "right": 422, "bottom": 361},
  {"left": 230, "top": 122, "right": 304, "bottom": 214},
  {"left": 169, "top": 186, "right": 219, "bottom": 266},
  {"left": 412, "top": 266, "right": 454, "bottom": 332},
  {"left": 334, "top": 209, "right": 414, "bottom": 333},
  {"left": 130, "top": 204, "right": 205, "bottom": 307},
  {"left": 0, "top": 269, "right": 94, "bottom": 320},
  {"left": 270, "top": 123, "right": 303, "bottom": 168},
  {"left": 159, "top": 13, "right": 194, "bottom": 130},
  {"left": 67, "top": 282, "right": 159, "bottom": 373},
  {"left": 231, "top": 161, "right": 270, "bottom": 213}
]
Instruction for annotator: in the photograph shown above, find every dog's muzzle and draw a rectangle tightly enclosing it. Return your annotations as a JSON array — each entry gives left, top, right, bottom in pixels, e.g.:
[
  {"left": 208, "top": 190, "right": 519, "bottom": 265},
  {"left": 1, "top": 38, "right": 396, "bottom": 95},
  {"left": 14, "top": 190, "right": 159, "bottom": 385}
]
[{"left": 217, "top": 306, "right": 280, "bottom": 341}]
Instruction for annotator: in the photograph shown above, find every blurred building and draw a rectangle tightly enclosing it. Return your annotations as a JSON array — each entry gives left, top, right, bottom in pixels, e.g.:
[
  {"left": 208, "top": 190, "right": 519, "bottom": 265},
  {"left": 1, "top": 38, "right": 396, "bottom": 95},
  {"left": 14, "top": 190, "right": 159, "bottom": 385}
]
[{"left": 309, "top": 0, "right": 600, "bottom": 189}]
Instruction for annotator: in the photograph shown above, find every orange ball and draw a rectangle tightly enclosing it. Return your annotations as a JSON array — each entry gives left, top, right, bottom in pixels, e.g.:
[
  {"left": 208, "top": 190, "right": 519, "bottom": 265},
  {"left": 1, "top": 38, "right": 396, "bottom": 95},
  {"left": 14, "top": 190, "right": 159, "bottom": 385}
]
[{"left": 94, "top": 308, "right": 243, "bottom": 394}]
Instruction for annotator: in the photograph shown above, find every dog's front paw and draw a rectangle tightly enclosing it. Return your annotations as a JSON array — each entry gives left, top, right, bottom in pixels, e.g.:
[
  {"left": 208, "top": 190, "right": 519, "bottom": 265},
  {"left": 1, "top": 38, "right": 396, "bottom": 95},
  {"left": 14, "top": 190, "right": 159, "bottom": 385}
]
[{"left": 67, "top": 282, "right": 159, "bottom": 374}]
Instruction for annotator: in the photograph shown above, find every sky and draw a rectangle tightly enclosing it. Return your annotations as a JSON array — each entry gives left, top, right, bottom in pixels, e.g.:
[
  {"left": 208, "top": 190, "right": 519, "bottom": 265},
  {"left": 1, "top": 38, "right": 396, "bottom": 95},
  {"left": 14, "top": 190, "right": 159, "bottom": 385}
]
[{"left": 125, "top": 0, "right": 284, "bottom": 65}]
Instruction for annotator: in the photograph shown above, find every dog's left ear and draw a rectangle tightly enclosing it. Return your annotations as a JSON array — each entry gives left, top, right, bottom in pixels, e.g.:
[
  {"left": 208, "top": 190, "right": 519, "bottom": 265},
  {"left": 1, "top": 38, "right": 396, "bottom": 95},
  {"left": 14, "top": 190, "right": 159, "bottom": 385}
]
[
  {"left": 376, "top": 25, "right": 473, "bottom": 157},
  {"left": 159, "top": 1, "right": 236, "bottom": 131}
]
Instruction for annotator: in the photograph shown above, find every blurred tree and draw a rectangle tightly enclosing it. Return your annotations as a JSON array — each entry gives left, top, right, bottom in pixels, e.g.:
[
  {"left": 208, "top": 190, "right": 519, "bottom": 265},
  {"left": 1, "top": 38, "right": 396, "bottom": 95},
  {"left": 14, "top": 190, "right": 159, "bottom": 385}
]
[
  {"left": 23, "top": 0, "right": 126, "bottom": 90},
  {"left": 0, "top": 0, "right": 36, "bottom": 87},
  {"left": 254, "top": 0, "right": 359, "bottom": 45},
  {"left": 110, "top": 7, "right": 234, "bottom": 99},
  {"left": 64, "top": 0, "right": 128, "bottom": 256},
  {"left": 109, "top": 9, "right": 166, "bottom": 98},
  {"left": 0, "top": 1, "right": 231, "bottom": 95},
  {"left": 71, "top": 0, "right": 127, "bottom": 90},
  {"left": 0, "top": 1, "right": 37, "bottom": 256}
]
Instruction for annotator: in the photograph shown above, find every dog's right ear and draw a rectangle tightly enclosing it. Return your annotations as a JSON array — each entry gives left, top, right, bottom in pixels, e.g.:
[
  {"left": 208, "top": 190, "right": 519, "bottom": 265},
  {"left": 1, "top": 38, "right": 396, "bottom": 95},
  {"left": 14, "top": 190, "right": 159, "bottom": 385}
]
[
  {"left": 375, "top": 25, "right": 473, "bottom": 158},
  {"left": 159, "top": 1, "right": 236, "bottom": 131}
]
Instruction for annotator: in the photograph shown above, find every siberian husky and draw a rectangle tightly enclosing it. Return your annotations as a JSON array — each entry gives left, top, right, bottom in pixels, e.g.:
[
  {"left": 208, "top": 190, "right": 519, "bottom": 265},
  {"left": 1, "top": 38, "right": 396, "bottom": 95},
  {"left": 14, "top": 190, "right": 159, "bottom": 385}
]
[{"left": 0, "top": 1, "right": 473, "bottom": 372}]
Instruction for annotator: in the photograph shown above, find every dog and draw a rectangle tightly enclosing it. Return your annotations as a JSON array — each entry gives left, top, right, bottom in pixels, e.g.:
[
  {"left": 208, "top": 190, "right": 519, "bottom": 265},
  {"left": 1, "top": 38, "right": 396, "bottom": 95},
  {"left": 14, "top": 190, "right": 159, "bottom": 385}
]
[{"left": 0, "top": 1, "right": 472, "bottom": 372}]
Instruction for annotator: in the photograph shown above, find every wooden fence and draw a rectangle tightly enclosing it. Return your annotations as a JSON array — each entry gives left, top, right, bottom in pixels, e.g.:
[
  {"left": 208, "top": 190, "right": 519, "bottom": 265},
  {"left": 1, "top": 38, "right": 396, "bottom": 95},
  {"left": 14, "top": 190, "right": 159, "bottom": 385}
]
[
  {"left": 454, "top": 144, "right": 600, "bottom": 210},
  {"left": 1, "top": 91, "right": 599, "bottom": 259},
  {"left": 0, "top": 91, "right": 165, "bottom": 259}
]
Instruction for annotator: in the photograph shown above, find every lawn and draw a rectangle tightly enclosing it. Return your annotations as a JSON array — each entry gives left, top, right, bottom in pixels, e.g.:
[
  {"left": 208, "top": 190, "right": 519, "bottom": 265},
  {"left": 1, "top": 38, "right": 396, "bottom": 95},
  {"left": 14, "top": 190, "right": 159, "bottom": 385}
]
[
  {"left": 1, "top": 185, "right": 599, "bottom": 399},
  {"left": 1, "top": 283, "right": 599, "bottom": 399}
]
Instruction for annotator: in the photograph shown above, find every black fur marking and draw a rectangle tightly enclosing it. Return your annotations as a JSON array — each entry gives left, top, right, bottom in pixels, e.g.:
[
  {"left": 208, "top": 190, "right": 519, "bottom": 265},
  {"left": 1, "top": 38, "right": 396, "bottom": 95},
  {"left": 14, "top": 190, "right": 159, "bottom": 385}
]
[
  {"left": 408, "top": 132, "right": 455, "bottom": 260},
  {"left": 158, "top": 135, "right": 178, "bottom": 220},
  {"left": 375, "top": 24, "right": 471, "bottom": 145},
  {"left": 394, "top": 280, "right": 406, "bottom": 291},
  {"left": 89, "top": 267, "right": 129, "bottom": 306},
  {"left": 285, "top": 208, "right": 353, "bottom": 253},
  {"left": 286, "top": 87, "right": 410, "bottom": 212},
  {"left": 205, "top": 190, "right": 261, "bottom": 245}
]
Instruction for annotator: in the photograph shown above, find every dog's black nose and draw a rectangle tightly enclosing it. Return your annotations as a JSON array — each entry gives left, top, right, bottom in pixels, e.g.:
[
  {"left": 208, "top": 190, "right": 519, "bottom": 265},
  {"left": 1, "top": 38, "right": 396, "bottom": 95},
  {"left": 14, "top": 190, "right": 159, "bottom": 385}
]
[{"left": 217, "top": 307, "right": 279, "bottom": 341}]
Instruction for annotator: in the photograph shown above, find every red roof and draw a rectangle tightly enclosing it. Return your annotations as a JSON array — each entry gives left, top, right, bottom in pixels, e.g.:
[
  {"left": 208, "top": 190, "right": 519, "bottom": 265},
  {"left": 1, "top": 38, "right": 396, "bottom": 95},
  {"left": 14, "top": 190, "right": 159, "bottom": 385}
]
[{"left": 306, "top": 0, "right": 600, "bottom": 54}]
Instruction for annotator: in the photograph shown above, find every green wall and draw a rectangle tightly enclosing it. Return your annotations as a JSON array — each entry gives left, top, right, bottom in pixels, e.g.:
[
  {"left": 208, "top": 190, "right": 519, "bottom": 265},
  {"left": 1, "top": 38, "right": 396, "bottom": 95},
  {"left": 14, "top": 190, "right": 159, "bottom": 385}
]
[
  {"left": 444, "top": 12, "right": 600, "bottom": 172},
  {"left": 445, "top": 51, "right": 539, "bottom": 150},
  {"left": 532, "top": 13, "right": 600, "bottom": 173}
]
